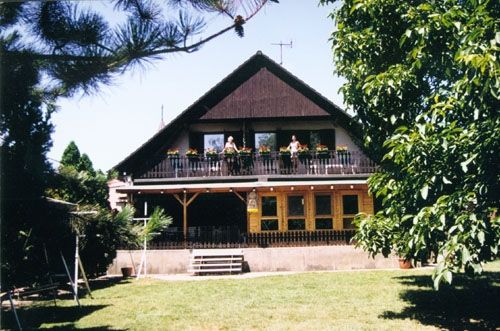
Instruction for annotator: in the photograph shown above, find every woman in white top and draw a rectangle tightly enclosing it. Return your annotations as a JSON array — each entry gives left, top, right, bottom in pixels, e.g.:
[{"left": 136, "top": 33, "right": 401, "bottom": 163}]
[
  {"left": 288, "top": 135, "right": 300, "bottom": 156},
  {"left": 224, "top": 136, "right": 239, "bottom": 153},
  {"left": 224, "top": 136, "right": 239, "bottom": 175},
  {"left": 288, "top": 134, "right": 300, "bottom": 173}
]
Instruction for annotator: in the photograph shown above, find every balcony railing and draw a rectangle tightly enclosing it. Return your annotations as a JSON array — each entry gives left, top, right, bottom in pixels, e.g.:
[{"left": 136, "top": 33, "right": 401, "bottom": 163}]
[
  {"left": 138, "top": 151, "right": 376, "bottom": 179},
  {"left": 125, "top": 226, "right": 356, "bottom": 249}
]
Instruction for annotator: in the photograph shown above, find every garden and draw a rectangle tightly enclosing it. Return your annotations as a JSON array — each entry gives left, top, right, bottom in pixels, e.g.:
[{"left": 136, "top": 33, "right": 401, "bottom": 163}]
[{"left": 2, "top": 261, "right": 499, "bottom": 330}]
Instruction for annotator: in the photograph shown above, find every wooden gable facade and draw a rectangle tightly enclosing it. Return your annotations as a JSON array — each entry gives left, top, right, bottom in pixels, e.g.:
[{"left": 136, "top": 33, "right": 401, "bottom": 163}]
[{"left": 113, "top": 52, "right": 376, "bottom": 248}]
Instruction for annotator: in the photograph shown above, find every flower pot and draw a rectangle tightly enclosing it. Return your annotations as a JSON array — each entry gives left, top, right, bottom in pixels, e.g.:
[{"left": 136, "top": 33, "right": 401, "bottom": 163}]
[
  {"left": 121, "top": 267, "right": 133, "bottom": 278},
  {"left": 398, "top": 258, "right": 413, "bottom": 269}
]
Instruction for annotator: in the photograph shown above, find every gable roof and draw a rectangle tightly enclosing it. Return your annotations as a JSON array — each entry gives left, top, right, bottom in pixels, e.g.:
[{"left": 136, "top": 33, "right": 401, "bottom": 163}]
[{"left": 114, "top": 51, "right": 360, "bottom": 173}]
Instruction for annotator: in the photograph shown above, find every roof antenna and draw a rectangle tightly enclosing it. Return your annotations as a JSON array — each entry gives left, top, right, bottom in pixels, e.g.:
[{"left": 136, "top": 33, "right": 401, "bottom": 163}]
[
  {"left": 158, "top": 104, "right": 165, "bottom": 131},
  {"left": 271, "top": 40, "right": 293, "bottom": 65}
]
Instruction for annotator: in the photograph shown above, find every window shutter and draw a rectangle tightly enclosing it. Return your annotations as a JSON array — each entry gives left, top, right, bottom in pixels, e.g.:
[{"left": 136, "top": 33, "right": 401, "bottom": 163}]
[
  {"left": 188, "top": 131, "right": 204, "bottom": 152},
  {"left": 319, "top": 129, "right": 336, "bottom": 150}
]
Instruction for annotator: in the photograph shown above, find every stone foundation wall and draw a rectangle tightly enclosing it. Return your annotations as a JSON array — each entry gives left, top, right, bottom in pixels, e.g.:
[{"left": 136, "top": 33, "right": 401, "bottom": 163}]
[{"left": 108, "top": 246, "right": 399, "bottom": 275}]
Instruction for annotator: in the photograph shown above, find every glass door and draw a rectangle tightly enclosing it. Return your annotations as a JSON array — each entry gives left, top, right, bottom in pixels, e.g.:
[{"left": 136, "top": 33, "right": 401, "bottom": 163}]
[{"left": 286, "top": 194, "right": 306, "bottom": 230}]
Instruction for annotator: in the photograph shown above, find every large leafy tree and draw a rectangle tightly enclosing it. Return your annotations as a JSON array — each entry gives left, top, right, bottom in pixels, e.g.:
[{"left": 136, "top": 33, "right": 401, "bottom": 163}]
[
  {"left": 1, "top": 0, "right": 275, "bottom": 286},
  {"left": 322, "top": 0, "right": 499, "bottom": 287}
]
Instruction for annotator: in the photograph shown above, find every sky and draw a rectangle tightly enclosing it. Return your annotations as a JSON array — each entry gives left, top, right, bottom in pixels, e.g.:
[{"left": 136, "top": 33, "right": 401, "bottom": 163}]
[{"left": 48, "top": 1, "right": 345, "bottom": 171}]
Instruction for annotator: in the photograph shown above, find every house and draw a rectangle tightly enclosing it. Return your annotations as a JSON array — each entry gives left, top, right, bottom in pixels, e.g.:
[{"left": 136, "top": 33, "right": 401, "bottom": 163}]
[{"left": 112, "top": 51, "right": 378, "bottom": 251}]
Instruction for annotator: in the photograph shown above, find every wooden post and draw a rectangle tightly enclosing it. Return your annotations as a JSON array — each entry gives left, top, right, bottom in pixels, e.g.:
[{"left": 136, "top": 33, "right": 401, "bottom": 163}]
[
  {"left": 173, "top": 192, "right": 200, "bottom": 242},
  {"left": 182, "top": 193, "right": 187, "bottom": 240}
]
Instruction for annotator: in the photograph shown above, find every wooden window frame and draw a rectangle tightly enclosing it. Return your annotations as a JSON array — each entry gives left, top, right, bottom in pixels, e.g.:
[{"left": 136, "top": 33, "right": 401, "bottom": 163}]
[
  {"left": 259, "top": 193, "right": 281, "bottom": 232},
  {"left": 285, "top": 193, "right": 307, "bottom": 231},
  {"left": 340, "top": 193, "right": 361, "bottom": 230},
  {"left": 313, "top": 193, "right": 334, "bottom": 230},
  {"left": 254, "top": 131, "right": 277, "bottom": 151}
]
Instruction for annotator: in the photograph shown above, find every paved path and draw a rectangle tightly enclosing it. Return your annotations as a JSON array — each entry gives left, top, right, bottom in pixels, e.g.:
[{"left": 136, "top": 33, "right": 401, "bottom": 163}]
[{"left": 126, "top": 266, "right": 433, "bottom": 282}]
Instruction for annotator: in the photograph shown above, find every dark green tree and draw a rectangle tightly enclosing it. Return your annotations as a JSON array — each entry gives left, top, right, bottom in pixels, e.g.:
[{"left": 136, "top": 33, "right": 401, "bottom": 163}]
[
  {"left": 78, "top": 153, "right": 95, "bottom": 175},
  {"left": 60, "top": 141, "right": 81, "bottom": 168},
  {"left": 1, "top": 0, "right": 276, "bottom": 286},
  {"left": 322, "top": 0, "right": 499, "bottom": 288}
]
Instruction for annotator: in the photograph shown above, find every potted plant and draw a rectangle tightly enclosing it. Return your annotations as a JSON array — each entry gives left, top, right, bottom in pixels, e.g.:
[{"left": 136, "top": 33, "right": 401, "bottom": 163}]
[
  {"left": 239, "top": 147, "right": 253, "bottom": 171},
  {"left": 297, "top": 144, "right": 311, "bottom": 165},
  {"left": 186, "top": 148, "right": 199, "bottom": 160},
  {"left": 121, "top": 266, "right": 133, "bottom": 278},
  {"left": 258, "top": 145, "right": 272, "bottom": 170},
  {"left": 167, "top": 148, "right": 181, "bottom": 169},
  {"left": 205, "top": 147, "right": 219, "bottom": 161},
  {"left": 336, "top": 145, "right": 351, "bottom": 165},
  {"left": 279, "top": 146, "right": 292, "bottom": 171},
  {"left": 315, "top": 144, "right": 330, "bottom": 160}
]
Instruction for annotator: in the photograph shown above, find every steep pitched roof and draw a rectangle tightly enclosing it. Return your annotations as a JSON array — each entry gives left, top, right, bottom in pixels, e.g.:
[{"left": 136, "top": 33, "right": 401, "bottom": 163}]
[{"left": 114, "top": 51, "right": 359, "bottom": 173}]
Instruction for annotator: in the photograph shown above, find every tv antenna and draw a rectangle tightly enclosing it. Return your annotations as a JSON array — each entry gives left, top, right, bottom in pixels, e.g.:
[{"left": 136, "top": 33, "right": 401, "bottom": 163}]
[{"left": 271, "top": 40, "right": 293, "bottom": 65}]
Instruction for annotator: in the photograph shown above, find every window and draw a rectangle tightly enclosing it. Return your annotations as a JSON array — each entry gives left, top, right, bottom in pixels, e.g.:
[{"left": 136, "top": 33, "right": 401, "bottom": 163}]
[
  {"left": 310, "top": 132, "right": 321, "bottom": 148},
  {"left": 204, "top": 134, "right": 224, "bottom": 152},
  {"left": 288, "top": 219, "right": 305, "bottom": 230},
  {"left": 342, "top": 195, "right": 359, "bottom": 229},
  {"left": 255, "top": 133, "right": 276, "bottom": 151},
  {"left": 316, "top": 218, "right": 333, "bottom": 230},
  {"left": 342, "top": 195, "right": 359, "bottom": 215},
  {"left": 287, "top": 195, "right": 304, "bottom": 216},
  {"left": 314, "top": 194, "right": 334, "bottom": 230},
  {"left": 261, "top": 196, "right": 279, "bottom": 231},
  {"left": 261, "top": 220, "right": 279, "bottom": 231},
  {"left": 287, "top": 194, "right": 305, "bottom": 231},
  {"left": 262, "top": 196, "right": 277, "bottom": 216}
]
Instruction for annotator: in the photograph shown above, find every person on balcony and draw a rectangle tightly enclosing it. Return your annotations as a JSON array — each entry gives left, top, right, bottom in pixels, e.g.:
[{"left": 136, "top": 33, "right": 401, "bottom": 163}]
[
  {"left": 224, "top": 136, "right": 239, "bottom": 175},
  {"left": 288, "top": 134, "right": 300, "bottom": 173}
]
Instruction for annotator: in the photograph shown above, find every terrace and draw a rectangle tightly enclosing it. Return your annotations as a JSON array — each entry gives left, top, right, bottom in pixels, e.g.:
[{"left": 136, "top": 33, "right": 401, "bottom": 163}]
[{"left": 137, "top": 150, "right": 376, "bottom": 181}]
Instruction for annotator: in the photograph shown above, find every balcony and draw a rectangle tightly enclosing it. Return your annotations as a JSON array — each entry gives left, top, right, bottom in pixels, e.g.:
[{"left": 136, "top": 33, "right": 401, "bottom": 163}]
[{"left": 137, "top": 151, "right": 376, "bottom": 180}]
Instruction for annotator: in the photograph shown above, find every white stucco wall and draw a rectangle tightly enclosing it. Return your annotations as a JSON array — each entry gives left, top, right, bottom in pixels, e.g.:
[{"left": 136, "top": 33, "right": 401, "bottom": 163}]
[{"left": 168, "top": 120, "right": 360, "bottom": 154}]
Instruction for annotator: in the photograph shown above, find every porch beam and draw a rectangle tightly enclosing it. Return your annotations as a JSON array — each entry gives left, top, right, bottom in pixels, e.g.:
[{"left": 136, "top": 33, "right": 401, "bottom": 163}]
[
  {"left": 186, "top": 192, "right": 200, "bottom": 206},
  {"left": 233, "top": 191, "right": 246, "bottom": 204}
]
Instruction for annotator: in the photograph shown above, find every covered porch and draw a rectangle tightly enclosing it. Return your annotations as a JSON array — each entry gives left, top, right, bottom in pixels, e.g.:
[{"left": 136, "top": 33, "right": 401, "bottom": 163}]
[{"left": 117, "top": 180, "right": 370, "bottom": 249}]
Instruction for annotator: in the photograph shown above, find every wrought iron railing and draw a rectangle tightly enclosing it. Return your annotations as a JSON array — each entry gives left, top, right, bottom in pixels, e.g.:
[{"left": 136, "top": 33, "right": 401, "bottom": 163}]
[
  {"left": 123, "top": 227, "right": 356, "bottom": 250},
  {"left": 138, "top": 151, "right": 376, "bottom": 179}
]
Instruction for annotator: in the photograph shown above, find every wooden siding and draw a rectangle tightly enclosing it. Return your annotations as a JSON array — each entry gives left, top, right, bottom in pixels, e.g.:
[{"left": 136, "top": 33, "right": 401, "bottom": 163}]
[
  {"left": 200, "top": 68, "right": 330, "bottom": 120},
  {"left": 248, "top": 189, "right": 373, "bottom": 233}
]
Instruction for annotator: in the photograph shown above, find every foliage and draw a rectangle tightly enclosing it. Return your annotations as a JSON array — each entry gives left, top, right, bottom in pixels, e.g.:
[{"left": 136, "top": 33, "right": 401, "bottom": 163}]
[
  {"left": 0, "top": 36, "right": 57, "bottom": 287},
  {"left": 1, "top": 0, "right": 276, "bottom": 97},
  {"left": 0, "top": 0, "right": 274, "bottom": 286},
  {"left": 48, "top": 142, "right": 108, "bottom": 207},
  {"left": 133, "top": 206, "right": 172, "bottom": 245},
  {"left": 323, "top": 0, "right": 499, "bottom": 288},
  {"left": 75, "top": 205, "right": 138, "bottom": 277},
  {"left": 60, "top": 141, "right": 81, "bottom": 167}
]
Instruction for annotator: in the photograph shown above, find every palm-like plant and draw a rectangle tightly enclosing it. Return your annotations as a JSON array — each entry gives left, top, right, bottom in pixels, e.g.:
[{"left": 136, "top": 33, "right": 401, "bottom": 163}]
[{"left": 133, "top": 207, "right": 172, "bottom": 245}]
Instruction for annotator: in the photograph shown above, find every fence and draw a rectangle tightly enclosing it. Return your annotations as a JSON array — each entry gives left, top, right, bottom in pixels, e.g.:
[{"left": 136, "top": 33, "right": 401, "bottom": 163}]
[
  {"left": 138, "top": 151, "right": 376, "bottom": 179},
  {"left": 128, "top": 227, "right": 356, "bottom": 250}
]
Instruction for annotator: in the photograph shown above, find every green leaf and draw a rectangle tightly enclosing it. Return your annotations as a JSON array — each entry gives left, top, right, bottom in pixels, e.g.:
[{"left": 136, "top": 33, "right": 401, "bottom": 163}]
[{"left": 420, "top": 185, "right": 429, "bottom": 200}]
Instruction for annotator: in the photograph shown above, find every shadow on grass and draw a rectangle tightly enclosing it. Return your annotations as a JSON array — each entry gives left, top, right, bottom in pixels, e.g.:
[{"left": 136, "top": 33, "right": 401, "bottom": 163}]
[
  {"left": 1, "top": 304, "right": 124, "bottom": 330},
  {"left": 381, "top": 270, "right": 500, "bottom": 330}
]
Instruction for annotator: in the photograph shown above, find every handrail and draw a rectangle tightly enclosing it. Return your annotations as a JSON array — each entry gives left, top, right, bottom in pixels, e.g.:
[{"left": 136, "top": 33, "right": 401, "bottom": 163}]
[{"left": 138, "top": 150, "right": 376, "bottom": 179}]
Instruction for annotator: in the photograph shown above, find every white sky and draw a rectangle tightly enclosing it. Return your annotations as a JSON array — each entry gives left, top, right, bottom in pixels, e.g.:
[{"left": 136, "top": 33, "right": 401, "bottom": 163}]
[{"left": 48, "top": 1, "right": 345, "bottom": 171}]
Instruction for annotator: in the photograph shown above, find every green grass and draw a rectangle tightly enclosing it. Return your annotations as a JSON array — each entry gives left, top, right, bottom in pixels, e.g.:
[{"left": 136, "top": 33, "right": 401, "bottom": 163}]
[{"left": 3, "top": 261, "right": 499, "bottom": 330}]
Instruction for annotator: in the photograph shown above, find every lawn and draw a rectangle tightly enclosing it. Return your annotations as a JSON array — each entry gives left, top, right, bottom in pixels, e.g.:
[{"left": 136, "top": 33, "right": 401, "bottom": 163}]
[{"left": 2, "top": 261, "right": 499, "bottom": 330}]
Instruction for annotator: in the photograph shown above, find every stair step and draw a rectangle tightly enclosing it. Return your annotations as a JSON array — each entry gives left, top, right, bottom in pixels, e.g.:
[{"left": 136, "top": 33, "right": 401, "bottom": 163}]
[
  {"left": 188, "top": 268, "right": 242, "bottom": 273},
  {"left": 191, "top": 263, "right": 241, "bottom": 268}
]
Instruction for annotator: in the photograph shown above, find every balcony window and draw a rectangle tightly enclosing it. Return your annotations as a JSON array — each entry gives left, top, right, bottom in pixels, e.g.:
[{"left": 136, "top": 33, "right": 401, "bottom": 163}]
[
  {"left": 204, "top": 134, "right": 224, "bottom": 152},
  {"left": 255, "top": 132, "right": 276, "bottom": 151}
]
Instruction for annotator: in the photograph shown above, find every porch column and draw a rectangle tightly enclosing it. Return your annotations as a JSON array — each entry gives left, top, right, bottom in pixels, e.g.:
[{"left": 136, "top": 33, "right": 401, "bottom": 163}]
[{"left": 173, "top": 192, "right": 200, "bottom": 241}]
